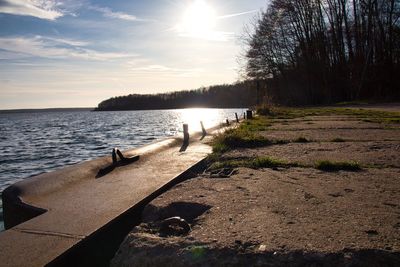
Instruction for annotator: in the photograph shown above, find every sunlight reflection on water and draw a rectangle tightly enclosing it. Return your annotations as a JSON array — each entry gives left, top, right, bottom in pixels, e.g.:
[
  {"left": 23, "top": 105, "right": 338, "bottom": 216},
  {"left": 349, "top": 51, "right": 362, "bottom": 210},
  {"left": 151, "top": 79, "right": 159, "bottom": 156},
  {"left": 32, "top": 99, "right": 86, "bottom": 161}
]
[
  {"left": 180, "top": 108, "right": 229, "bottom": 132},
  {"left": 0, "top": 108, "right": 246, "bottom": 231}
]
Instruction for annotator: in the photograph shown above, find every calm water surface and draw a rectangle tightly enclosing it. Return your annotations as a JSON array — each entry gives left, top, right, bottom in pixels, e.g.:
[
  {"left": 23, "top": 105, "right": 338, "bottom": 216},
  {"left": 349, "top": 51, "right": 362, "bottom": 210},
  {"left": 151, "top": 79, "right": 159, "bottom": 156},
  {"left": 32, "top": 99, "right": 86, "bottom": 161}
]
[{"left": 0, "top": 108, "right": 245, "bottom": 230}]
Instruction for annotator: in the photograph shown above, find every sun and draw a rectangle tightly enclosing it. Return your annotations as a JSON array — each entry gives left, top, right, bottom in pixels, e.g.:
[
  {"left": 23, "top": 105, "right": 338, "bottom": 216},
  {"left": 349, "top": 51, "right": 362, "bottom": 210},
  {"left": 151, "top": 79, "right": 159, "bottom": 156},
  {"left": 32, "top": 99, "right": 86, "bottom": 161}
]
[{"left": 181, "top": 0, "right": 216, "bottom": 37}]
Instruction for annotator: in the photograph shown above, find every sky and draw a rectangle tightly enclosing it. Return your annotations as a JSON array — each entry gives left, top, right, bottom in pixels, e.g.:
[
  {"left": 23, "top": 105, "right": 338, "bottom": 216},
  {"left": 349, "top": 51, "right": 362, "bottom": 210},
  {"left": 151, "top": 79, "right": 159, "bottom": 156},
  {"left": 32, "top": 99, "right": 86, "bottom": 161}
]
[{"left": 0, "top": 0, "right": 266, "bottom": 109}]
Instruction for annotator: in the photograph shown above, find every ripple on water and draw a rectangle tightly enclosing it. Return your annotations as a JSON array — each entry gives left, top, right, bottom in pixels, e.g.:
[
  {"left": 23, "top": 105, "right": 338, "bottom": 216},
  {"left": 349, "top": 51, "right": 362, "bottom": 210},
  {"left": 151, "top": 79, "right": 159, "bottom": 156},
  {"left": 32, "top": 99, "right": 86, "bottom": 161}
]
[{"left": 0, "top": 108, "right": 246, "bottom": 225}]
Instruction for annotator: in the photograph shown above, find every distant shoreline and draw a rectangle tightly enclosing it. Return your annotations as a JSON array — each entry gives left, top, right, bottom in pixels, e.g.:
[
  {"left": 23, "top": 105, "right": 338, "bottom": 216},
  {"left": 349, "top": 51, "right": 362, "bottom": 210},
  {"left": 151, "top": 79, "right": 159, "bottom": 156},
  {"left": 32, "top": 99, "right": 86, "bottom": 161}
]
[
  {"left": 0, "top": 108, "right": 94, "bottom": 114},
  {"left": 0, "top": 107, "right": 248, "bottom": 114}
]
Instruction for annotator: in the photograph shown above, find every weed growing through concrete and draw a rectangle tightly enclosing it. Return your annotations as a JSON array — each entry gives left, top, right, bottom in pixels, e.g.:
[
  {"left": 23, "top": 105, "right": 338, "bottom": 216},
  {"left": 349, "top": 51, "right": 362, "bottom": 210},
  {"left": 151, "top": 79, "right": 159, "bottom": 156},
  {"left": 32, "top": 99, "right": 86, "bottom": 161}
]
[
  {"left": 294, "top": 137, "right": 310, "bottom": 143},
  {"left": 316, "top": 160, "right": 361, "bottom": 172},
  {"left": 266, "top": 107, "right": 400, "bottom": 124},
  {"left": 212, "top": 129, "right": 272, "bottom": 153},
  {"left": 240, "top": 117, "right": 271, "bottom": 132},
  {"left": 331, "top": 138, "right": 346, "bottom": 142},
  {"left": 209, "top": 157, "right": 298, "bottom": 170}
]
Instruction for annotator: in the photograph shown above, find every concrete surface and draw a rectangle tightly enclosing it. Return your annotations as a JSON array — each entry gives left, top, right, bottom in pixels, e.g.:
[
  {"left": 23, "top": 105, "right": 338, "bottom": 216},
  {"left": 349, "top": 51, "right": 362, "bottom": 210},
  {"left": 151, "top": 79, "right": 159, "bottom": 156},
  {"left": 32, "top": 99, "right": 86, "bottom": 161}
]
[{"left": 0, "top": 126, "right": 222, "bottom": 266}]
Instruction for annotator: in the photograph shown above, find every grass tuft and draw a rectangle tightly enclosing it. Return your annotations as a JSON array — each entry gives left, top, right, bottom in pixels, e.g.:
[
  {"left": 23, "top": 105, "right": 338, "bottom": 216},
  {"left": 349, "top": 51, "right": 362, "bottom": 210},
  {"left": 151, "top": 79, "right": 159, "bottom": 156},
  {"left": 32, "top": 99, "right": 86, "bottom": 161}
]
[
  {"left": 294, "top": 137, "right": 310, "bottom": 143},
  {"left": 315, "top": 160, "right": 361, "bottom": 172},
  {"left": 250, "top": 157, "right": 295, "bottom": 168},
  {"left": 266, "top": 107, "right": 400, "bottom": 124},
  {"left": 240, "top": 117, "right": 271, "bottom": 131},
  {"left": 212, "top": 128, "right": 272, "bottom": 153},
  {"left": 331, "top": 137, "right": 346, "bottom": 142},
  {"left": 209, "top": 156, "right": 297, "bottom": 170}
]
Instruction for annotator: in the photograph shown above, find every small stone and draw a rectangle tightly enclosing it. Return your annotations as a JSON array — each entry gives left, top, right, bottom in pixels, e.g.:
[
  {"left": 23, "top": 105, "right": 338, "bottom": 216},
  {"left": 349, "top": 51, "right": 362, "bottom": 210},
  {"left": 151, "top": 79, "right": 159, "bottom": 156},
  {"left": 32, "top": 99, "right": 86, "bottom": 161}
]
[
  {"left": 365, "top": 230, "right": 379, "bottom": 236},
  {"left": 344, "top": 252, "right": 353, "bottom": 260},
  {"left": 259, "top": 244, "right": 267, "bottom": 252},
  {"left": 304, "top": 192, "right": 314, "bottom": 200},
  {"left": 328, "top": 192, "right": 343, "bottom": 198}
]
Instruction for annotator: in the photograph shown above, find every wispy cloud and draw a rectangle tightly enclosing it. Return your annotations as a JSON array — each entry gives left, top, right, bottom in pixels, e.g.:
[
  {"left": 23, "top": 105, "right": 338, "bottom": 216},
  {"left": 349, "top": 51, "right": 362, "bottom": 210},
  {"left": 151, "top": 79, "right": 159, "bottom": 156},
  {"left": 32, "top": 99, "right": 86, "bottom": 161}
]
[
  {"left": 170, "top": 24, "right": 234, "bottom": 42},
  {"left": 88, "top": 5, "right": 149, "bottom": 22},
  {"left": 0, "top": 36, "right": 134, "bottom": 61},
  {"left": 0, "top": 0, "right": 63, "bottom": 20},
  {"left": 129, "top": 64, "right": 204, "bottom": 78},
  {"left": 178, "top": 30, "right": 235, "bottom": 42},
  {"left": 218, "top": 10, "right": 258, "bottom": 19}
]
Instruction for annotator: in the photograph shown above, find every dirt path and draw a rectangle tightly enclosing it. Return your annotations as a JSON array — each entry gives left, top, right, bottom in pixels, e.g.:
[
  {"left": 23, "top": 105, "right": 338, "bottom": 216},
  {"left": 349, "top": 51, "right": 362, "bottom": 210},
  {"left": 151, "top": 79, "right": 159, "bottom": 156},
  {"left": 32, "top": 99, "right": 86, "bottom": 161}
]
[
  {"left": 112, "top": 109, "right": 400, "bottom": 266},
  {"left": 340, "top": 103, "right": 400, "bottom": 112}
]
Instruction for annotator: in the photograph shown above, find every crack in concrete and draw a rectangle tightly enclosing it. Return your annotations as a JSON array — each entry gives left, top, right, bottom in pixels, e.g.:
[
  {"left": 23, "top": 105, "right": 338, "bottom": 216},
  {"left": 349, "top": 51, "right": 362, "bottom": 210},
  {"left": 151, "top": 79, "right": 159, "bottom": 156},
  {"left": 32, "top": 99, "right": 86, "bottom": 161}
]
[{"left": 13, "top": 228, "right": 85, "bottom": 240}]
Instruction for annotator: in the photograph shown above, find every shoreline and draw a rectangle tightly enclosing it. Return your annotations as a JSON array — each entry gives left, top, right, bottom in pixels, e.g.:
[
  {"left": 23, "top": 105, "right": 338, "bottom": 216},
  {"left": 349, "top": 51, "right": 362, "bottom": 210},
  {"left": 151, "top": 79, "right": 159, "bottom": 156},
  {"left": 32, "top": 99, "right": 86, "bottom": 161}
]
[{"left": 0, "top": 116, "right": 236, "bottom": 266}]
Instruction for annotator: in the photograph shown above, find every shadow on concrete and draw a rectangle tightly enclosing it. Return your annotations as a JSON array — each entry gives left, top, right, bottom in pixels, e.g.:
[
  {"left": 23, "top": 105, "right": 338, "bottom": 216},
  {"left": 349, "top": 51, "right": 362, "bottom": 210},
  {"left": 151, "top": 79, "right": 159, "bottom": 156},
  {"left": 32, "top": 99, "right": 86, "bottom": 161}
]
[
  {"left": 48, "top": 204, "right": 145, "bottom": 267},
  {"left": 179, "top": 142, "right": 189, "bottom": 152},
  {"left": 198, "top": 248, "right": 400, "bottom": 267},
  {"left": 143, "top": 202, "right": 212, "bottom": 224},
  {"left": 47, "top": 158, "right": 209, "bottom": 266},
  {"left": 113, "top": 244, "right": 400, "bottom": 267}
]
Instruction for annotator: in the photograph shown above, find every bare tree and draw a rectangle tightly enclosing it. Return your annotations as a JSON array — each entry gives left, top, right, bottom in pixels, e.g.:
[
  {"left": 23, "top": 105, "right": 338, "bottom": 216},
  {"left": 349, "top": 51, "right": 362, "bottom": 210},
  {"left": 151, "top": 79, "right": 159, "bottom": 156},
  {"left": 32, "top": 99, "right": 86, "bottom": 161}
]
[{"left": 242, "top": 0, "right": 400, "bottom": 104}]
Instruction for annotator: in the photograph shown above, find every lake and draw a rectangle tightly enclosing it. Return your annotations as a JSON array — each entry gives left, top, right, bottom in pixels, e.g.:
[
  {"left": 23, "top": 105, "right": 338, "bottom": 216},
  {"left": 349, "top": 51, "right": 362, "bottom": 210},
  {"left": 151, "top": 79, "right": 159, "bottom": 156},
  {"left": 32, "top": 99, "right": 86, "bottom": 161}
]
[{"left": 0, "top": 108, "right": 245, "bottom": 231}]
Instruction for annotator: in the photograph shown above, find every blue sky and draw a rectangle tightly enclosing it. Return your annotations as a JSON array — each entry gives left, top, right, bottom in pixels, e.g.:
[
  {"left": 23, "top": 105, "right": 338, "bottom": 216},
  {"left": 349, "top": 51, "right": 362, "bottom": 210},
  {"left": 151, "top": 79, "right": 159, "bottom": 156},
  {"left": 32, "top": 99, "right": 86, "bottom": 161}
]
[{"left": 0, "top": 0, "right": 266, "bottom": 109}]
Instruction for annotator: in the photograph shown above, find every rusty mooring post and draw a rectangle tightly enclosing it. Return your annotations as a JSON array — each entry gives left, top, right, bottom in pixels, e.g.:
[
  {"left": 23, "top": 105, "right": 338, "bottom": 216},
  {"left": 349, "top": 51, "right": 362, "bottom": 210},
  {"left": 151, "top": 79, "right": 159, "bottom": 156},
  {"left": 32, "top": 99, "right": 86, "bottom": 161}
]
[
  {"left": 200, "top": 121, "right": 206, "bottom": 136},
  {"left": 112, "top": 148, "right": 117, "bottom": 164},
  {"left": 183, "top": 124, "right": 189, "bottom": 145},
  {"left": 246, "top": 110, "right": 253, "bottom": 119},
  {"left": 235, "top": 113, "right": 239, "bottom": 123}
]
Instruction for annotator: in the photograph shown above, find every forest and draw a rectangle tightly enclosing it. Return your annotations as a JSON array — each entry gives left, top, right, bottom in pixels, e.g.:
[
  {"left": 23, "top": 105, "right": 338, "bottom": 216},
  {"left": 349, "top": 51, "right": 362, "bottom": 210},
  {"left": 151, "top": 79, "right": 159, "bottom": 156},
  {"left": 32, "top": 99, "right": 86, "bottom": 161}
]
[
  {"left": 95, "top": 81, "right": 257, "bottom": 111},
  {"left": 96, "top": 0, "right": 399, "bottom": 110},
  {"left": 244, "top": 0, "right": 400, "bottom": 105}
]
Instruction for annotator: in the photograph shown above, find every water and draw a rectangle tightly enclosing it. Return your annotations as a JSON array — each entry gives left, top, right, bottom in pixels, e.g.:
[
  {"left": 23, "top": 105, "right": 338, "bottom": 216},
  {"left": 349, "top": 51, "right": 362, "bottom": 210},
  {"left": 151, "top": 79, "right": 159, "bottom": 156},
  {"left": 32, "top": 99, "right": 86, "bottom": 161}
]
[{"left": 0, "top": 108, "right": 245, "bottom": 231}]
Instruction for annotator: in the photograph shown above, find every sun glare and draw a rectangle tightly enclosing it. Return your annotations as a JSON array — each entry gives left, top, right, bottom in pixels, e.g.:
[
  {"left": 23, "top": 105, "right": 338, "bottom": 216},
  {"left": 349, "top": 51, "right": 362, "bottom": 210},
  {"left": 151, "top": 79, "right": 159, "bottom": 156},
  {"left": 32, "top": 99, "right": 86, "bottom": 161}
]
[{"left": 181, "top": 0, "right": 216, "bottom": 37}]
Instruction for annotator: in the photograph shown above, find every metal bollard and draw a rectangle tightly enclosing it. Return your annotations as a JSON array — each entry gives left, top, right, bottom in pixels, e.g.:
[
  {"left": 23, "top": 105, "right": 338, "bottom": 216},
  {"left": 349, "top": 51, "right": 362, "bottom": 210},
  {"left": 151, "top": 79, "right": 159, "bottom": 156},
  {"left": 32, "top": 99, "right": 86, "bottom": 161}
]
[
  {"left": 246, "top": 110, "right": 253, "bottom": 119},
  {"left": 226, "top": 118, "right": 230, "bottom": 126},
  {"left": 183, "top": 124, "right": 189, "bottom": 145},
  {"left": 235, "top": 112, "right": 239, "bottom": 123},
  {"left": 200, "top": 121, "right": 206, "bottom": 136},
  {"left": 112, "top": 148, "right": 117, "bottom": 164}
]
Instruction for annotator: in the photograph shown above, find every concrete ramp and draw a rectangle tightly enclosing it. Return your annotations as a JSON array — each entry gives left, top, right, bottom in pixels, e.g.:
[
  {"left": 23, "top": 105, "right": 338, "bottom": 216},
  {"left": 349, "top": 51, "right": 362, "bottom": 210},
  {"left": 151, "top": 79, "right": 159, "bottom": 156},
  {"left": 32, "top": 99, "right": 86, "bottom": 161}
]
[{"left": 0, "top": 128, "right": 217, "bottom": 266}]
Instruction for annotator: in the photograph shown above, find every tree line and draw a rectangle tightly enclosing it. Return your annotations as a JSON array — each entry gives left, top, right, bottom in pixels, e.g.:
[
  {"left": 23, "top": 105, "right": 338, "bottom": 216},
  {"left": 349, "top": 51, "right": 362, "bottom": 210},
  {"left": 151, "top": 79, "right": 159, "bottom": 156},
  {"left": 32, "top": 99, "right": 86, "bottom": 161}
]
[
  {"left": 244, "top": 0, "right": 400, "bottom": 105},
  {"left": 95, "top": 81, "right": 257, "bottom": 111}
]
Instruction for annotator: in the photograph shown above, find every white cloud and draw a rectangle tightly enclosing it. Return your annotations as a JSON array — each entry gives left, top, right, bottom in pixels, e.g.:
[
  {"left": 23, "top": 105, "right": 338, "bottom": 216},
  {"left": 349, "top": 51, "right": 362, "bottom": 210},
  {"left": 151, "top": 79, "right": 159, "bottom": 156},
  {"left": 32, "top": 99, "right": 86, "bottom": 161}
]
[
  {"left": 0, "top": 0, "right": 63, "bottom": 20},
  {"left": 0, "top": 36, "right": 134, "bottom": 61},
  {"left": 88, "top": 5, "right": 148, "bottom": 22},
  {"left": 39, "top": 36, "right": 90, "bottom": 46}
]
